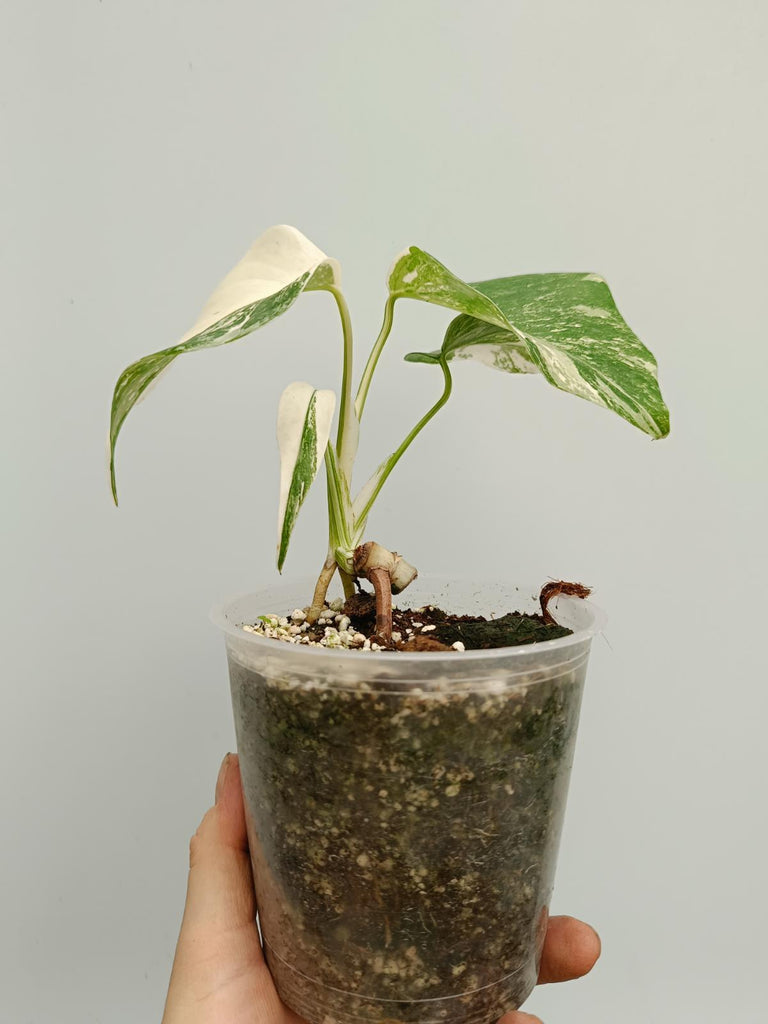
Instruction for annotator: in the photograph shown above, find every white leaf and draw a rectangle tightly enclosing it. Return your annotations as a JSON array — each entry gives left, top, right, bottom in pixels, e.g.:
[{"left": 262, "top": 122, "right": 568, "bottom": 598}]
[
  {"left": 110, "top": 225, "right": 340, "bottom": 502},
  {"left": 181, "top": 225, "right": 340, "bottom": 342}
]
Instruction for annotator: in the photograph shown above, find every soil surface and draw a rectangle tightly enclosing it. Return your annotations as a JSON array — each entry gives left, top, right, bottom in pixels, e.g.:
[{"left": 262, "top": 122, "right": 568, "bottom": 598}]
[
  {"left": 342, "top": 593, "right": 572, "bottom": 651},
  {"left": 242, "top": 596, "right": 573, "bottom": 653},
  {"left": 242, "top": 580, "right": 588, "bottom": 653}
]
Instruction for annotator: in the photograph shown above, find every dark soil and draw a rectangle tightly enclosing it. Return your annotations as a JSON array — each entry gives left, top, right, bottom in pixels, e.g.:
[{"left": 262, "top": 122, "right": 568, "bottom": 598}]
[
  {"left": 229, "top": 581, "right": 592, "bottom": 1022},
  {"left": 230, "top": 648, "right": 587, "bottom": 1024},
  {"left": 331, "top": 592, "right": 572, "bottom": 651}
]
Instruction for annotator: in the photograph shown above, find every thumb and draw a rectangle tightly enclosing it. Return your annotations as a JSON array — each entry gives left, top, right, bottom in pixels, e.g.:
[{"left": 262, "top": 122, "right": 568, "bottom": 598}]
[
  {"left": 181, "top": 753, "right": 262, "bottom": 939},
  {"left": 163, "top": 754, "right": 271, "bottom": 1023}
]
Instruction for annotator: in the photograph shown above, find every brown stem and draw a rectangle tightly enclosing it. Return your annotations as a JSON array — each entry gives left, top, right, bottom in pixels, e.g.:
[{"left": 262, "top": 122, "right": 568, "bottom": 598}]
[
  {"left": 539, "top": 580, "right": 592, "bottom": 625},
  {"left": 367, "top": 566, "right": 393, "bottom": 643},
  {"left": 307, "top": 559, "right": 338, "bottom": 624}
]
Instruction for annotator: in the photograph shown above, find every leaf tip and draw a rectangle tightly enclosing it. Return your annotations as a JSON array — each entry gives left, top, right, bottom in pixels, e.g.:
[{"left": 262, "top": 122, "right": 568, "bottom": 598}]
[
  {"left": 653, "top": 405, "right": 671, "bottom": 440},
  {"left": 108, "top": 446, "right": 120, "bottom": 506},
  {"left": 404, "top": 350, "right": 441, "bottom": 365},
  {"left": 276, "top": 542, "right": 287, "bottom": 574}
]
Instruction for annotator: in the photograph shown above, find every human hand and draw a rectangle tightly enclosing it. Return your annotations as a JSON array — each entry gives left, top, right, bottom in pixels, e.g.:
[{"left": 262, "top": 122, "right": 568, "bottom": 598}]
[{"left": 162, "top": 753, "right": 601, "bottom": 1024}]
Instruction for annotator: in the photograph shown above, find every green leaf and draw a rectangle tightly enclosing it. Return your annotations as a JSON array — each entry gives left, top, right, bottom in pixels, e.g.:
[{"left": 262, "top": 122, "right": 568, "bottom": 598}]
[
  {"left": 387, "top": 246, "right": 519, "bottom": 329},
  {"left": 407, "top": 273, "right": 669, "bottom": 439},
  {"left": 109, "top": 225, "right": 340, "bottom": 502},
  {"left": 277, "top": 382, "right": 336, "bottom": 572}
]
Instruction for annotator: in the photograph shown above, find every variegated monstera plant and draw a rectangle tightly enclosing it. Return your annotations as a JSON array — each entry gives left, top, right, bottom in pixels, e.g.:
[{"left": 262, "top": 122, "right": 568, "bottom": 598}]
[{"left": 109, "top": 225, "right": 669, "bottom": 640}]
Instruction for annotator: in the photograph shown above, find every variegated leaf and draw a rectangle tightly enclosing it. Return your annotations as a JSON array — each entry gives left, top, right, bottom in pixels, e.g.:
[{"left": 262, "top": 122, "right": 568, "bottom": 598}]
[
  {"left": 388, "top": 246, "right": 523, "bottom": 331},
  {"left": 109, "top": 225, "right": 340, "bottom": 502},
  {"left": 407, "top": 273, "right": 669, "bottom": 439},
  {"left": 277, "top": 382, "right": 336, "bottom": 572}
]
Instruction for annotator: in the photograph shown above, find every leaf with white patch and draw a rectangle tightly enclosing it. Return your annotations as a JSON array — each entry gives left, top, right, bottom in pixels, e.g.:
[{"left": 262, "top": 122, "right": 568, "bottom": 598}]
[
  {"left": 405, "top": 320, "right": 536, "bottom": 373},
  {"left": 388, "top": 246, "right": 523, "bottom": 330},
  {"left": 407, "top": 273, "right": 669, "bottom": 439},
  {"left": 277, "top": 383, "right": 336, "bottom": 572},
  {"left": 109, "top": 225, "right": 340, "bottom": 502}
]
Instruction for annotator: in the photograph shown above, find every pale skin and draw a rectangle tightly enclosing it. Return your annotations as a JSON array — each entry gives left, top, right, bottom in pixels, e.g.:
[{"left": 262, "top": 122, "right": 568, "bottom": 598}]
[{"left": 163, "top": 754, "right": 601, "bottom": 1024}]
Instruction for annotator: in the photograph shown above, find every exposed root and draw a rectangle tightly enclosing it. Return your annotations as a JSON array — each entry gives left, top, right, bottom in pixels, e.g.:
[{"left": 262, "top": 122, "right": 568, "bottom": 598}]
[
  {"left": 539, "top": 580, "right": 592, "bottom": 625},
  {"left": 352, "top": 541, "right": 419, "bottom": 643},
  {"left": 367, "top": 567, "right": 394, "bottom": 643}
]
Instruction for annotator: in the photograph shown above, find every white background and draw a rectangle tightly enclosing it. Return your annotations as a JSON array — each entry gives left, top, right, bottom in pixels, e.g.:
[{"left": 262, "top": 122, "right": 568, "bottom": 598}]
[{"left": 2, "top": 2, "right": 767, "bottom": 1021}]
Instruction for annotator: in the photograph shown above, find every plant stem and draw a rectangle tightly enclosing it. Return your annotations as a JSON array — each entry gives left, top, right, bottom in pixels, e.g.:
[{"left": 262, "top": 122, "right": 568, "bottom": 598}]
[
  {"left": 354, "top": 356, "right": 453, "bottom": 526},
  {"left": 308, "top": 556, "right": 337, "bottom": 623},
  {"left": 325, "top": 445, "right": 354, "bottom": 567},
  {"left": 354, "top": 295, "right": 395, "bottom": 421},
  {"left": 329, "top": 286, "right": 355, "bottom": 465},
  {"left": 339, "top": 569, "right": 356, "bottom": 600}
]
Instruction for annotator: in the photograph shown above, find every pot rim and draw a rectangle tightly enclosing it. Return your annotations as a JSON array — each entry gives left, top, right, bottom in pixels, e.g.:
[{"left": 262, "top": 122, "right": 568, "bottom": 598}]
[{"left": 211, "top": 576, "right": 607, "bottom": 665}]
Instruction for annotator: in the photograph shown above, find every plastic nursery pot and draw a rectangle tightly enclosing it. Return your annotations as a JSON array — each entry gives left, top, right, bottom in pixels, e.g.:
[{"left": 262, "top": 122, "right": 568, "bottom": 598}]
[{"left": 212, "top": 577, "right": 605, "bottom": 1024}]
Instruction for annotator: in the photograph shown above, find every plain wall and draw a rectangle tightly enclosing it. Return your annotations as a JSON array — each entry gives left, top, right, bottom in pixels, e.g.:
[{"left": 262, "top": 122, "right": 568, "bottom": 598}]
[{"left": 2, "top": 2, "right": 766, "bottom": 1021}]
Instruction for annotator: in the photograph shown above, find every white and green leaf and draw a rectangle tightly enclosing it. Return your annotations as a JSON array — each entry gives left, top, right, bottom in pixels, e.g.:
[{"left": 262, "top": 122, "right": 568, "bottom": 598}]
[
  {"left": 109, "top": 225, "right": 341, "bottom": 502},
  {"left": 355, "top": 245, "right": 524, "bottom": 419},
  {"left": 277, "top": 382, "right": 336, "bottom": 572},
  {"left": 387, "top": 245, "right": 521, "bottom": 330},
  {"left": 407, "top": 272, "right": 669, "bottom": 439}
]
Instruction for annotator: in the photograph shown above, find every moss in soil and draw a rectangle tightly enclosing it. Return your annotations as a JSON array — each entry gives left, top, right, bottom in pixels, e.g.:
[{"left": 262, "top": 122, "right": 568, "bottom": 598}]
[{"left": 413, "top": 610, "right": 570, "bottom": 649}]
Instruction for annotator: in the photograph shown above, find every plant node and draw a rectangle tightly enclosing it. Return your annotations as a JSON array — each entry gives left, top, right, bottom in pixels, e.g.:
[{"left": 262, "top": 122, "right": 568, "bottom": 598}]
[{"left": 352, "top": 542, "right": 418, "bottom": 642}]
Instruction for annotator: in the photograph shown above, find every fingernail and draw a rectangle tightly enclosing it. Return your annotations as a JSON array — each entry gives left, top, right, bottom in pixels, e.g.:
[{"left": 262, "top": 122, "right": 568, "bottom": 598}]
[{"left": 215, "top": 753, "right": 232, "bottom": 804}]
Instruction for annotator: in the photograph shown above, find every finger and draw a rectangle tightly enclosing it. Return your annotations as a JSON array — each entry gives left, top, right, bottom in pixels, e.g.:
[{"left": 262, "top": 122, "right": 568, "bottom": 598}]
[
  {"left": 163, "top": 755, "right": 277, "bottom": 1023},
  {"left": 498, "top": 1013, "right": 543, "bottom": 1024},
  {"left": 538, "top": 915, "right": 601, "bottom": 984},
  {"left": 213, "top": 750, "right": 249, "bottom": 852},
  {"left": 182, "top": 753, "right": 260, "bottom": 937}
]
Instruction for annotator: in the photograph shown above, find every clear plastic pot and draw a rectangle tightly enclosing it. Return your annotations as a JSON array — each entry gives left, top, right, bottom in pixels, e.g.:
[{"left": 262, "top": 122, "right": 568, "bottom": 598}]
[{"left": 212, "top": 578, "right": 604, "bottom": 1024}]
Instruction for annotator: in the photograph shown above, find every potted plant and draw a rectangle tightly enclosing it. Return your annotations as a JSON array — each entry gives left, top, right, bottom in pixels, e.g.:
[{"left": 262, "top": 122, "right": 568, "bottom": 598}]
[{"left": 110, "top": 225, "right": 669, "bottom": 1024}]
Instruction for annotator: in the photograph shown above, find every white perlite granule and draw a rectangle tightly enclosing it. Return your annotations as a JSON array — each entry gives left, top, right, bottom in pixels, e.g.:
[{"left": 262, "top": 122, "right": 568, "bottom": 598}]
[
  {"left": 240, "top": 605, "right": 466, "bottom": 652},
  {"left": 242, "top": 605, "right": 372, "bottom": 650}
]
